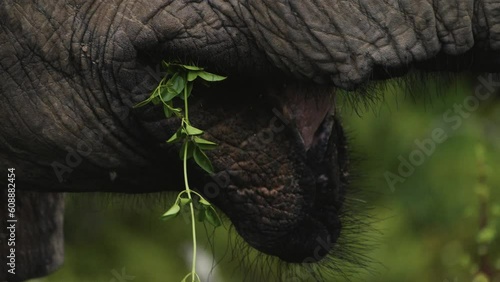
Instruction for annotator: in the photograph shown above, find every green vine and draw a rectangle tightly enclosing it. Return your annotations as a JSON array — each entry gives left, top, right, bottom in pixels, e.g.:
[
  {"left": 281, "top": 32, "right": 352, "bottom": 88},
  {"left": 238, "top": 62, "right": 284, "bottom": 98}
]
[{"left": 134, "top": 62, "right": 226, "bottom": 282}]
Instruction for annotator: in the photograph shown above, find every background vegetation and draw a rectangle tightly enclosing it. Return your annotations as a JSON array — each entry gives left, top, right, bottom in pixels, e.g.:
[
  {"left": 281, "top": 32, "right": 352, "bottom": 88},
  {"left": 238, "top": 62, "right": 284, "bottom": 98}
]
[{"left": 32, "top": 75, "right": 500, "bottom": 282}]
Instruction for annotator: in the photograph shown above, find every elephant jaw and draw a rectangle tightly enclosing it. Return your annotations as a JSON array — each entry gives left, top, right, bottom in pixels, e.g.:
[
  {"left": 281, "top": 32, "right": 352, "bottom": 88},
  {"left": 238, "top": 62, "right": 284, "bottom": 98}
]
[
  {"left": 197, "top": 82, "right": 347, "bottom": 264},
  {"left": 253, "top": 113, "right": 347, "bottom": 263}
]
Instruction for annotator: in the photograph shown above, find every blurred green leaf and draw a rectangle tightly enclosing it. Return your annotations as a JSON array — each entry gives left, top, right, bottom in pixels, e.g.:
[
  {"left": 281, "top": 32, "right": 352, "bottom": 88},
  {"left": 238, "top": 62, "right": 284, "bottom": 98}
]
[
  {"left": 166, "top": 74, "right": 185, "bottom": 95},
  {"left": 204, "top": 206, "right": 221, "bottom": 227},
  {"left": 179, "top": 197, "right": 192, "bottom": 207},
  {"left": 166, "top": 128, "right": 185, "bottom": 144},
  {"left": 199, "top": 198, "right": 211, "bottom": 207},
  {"left": 160, "top": 204, "right": 180, "bottom": 221},
  {"left": 185, "top": 124, "right": 204, "bottom": 136},
  {"left": 160, "top": 86, "right": 181, "bottom": 102},
  {"left": 477, "top": 225, "right": 497, "bottom": 244},
  {"left": 181, "top": 64, "right": 203, "bottom": 71},
  {"left": 472, "top": 273, "right": 490, "bottom": 282},
  {"left": 187, "top": 71, "right": 199, "bottom": 82},
  {"left": 197, "top": 71, "right": 226, "bottom": 82},
  {"left": 197, "top": 205, "right": 206, "bottom": 222}
]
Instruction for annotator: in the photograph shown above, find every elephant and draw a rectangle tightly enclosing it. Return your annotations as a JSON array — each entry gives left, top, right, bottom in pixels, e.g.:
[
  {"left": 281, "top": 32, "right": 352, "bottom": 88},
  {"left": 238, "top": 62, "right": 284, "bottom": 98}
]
[{"left": 1, "top": 0, "right": 500, "bottom": 281}]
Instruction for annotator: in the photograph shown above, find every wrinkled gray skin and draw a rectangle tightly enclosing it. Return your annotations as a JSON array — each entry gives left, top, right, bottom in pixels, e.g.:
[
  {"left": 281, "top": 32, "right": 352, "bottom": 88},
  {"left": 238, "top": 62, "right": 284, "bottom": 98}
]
[{"left": 1, "top": 1, "right": 500, "bottom": 281}]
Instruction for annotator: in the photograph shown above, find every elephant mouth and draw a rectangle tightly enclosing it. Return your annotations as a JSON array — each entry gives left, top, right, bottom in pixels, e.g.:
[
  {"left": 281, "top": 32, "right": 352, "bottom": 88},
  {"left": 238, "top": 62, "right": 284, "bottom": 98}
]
[
  {"left": 268, "top": 113, "right": 349, "bottom": 263},
  {"left": 174, "top": 82, "right": 349, "bottom": 265}
]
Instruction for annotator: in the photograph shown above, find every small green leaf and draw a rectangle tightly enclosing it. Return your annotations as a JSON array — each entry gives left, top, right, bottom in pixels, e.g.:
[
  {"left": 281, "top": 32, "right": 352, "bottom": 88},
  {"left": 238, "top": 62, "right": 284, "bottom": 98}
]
[
  {"left": 193, "top": 136, "right": 217, "bottom": 150},
  {"left": 181, "top": 64, "right": 203, "bottom": 71},
  {"left": 193, "top": 146, "right": 214, "bottom": 173},
  {"left": 160, "top": 204, "right": 180, "bottom": 221},
  {"left": 179, "top": 197, "right": 192, "bottom": 207},
  {"left": 160, "top": 86, "right": 181, "bottom": 102},
  {"left": 185, "top": 124, "right": 204, "bottom": 136},
  {"left": 197, "top": 71, "right": 226, "bottom": 82},
  {"left": 187, "top": 71, "right": 199, "bottom": 82},
  {"left": 166, "top": 128, "right": 185, "bottom": 144},
  {"left": 204, "top": 206, "right": 221, "bottom": 227},
  {"left": 167, "top": 73, "right": 185, "bottom": 94},
  {"left": 199, "top": 197, "right": 211, "bottom": 206}
]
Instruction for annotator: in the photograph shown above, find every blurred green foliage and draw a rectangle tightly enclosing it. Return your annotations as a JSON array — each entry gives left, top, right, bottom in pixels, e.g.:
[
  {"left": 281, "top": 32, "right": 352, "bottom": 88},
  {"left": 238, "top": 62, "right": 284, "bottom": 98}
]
[{"left": 32, "top": 76, "right": 500, "bottom": 282}]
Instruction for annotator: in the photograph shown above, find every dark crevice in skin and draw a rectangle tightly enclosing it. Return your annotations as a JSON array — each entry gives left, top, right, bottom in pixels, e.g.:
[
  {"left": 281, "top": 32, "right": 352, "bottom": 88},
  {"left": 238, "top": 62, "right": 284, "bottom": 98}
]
[{"left": 370, "top": 48, "right": 500, "bottom": 81}]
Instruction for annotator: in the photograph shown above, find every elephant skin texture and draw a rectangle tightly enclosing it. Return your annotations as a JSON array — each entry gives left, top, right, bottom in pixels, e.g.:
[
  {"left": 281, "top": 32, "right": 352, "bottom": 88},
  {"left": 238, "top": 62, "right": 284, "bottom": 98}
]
[{"left": 1, "top": 1, "right": 500, "bottom": 281}]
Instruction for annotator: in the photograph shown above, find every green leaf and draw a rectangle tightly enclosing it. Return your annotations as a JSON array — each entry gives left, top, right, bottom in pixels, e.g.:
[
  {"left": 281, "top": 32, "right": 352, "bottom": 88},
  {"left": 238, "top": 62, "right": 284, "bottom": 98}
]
[
  {"left": 199, "top": 197, "right": 211, "bottom": 207},
  {"left": 193, "top": 146, "right": 214, "bottom": 174},
  {"left": 185, "top": 124, "right": 204, "bottom": 136},
  {"left": 167, "top": 73, "right": 185, "bottom": 94},
  {"left": 204, "top": 206, "right": 221, "bottom": 227},
  {"left": 197, "top": 71, "right": 226, "bottom": 82},
  {"left": 166, "top": 128, "right": 186, "bottom": 144},
  {"left": 181, "top": 64, "right": 203, "bottom": 71},
  {"left": 160, "top": 85, "right": 181, "bottom": 102},
  {"left": 193, "top": 136, "right": 217, "bottom": 150},
  {"left": 187, "top": 71, "right": 199, "bottom": 82},
  {"left": 160, "top": 204, "right": 180, "bottom": 221},
  {"left": 179, "top": 197, "right": 192, "bottom": 207}
]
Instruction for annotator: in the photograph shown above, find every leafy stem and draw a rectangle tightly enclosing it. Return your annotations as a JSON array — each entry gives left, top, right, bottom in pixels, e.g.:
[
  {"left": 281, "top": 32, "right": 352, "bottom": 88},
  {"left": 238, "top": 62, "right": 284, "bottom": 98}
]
[
  {"left": 183, "top": 139, "right": 198, "bottom": 282},
  {"left": 134, "top": 62, "right": 225, "bottom": 282}
]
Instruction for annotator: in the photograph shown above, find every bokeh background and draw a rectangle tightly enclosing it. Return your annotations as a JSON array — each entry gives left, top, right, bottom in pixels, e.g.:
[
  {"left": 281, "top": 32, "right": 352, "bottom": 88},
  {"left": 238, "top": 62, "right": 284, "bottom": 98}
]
[{"left": 31, "top": 75, "right": 500, "bottom": 282}]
